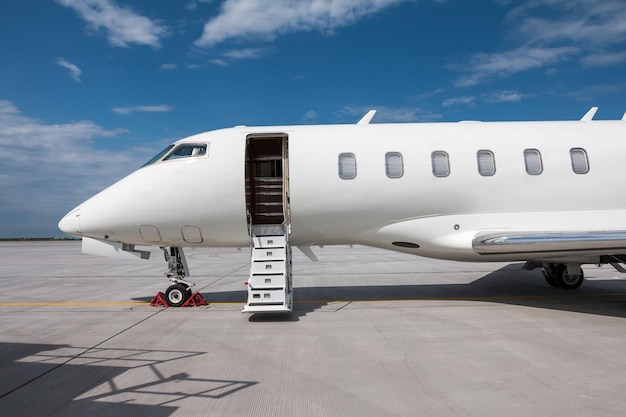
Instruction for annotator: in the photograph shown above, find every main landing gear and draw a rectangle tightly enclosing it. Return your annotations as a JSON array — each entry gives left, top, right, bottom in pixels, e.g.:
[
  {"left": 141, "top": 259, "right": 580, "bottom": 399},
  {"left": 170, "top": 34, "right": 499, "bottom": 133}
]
[
  {"left": 161, "top": 247, "right": 194, "bottom": 307},
  {"left": 542, "top": 263, "right": 584, "bottom": 289}
]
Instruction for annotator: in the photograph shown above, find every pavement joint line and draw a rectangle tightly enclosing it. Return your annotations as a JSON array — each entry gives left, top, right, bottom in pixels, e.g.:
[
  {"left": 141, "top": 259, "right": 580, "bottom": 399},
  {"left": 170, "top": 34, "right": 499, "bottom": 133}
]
[
  {"left": 0, "top": 307, "right": 165, "bottom": 400},
  {"left": 194, "top": 263, "right": 249, "bottom": 292},
  {"left": 1, "top": 292, "right": 625, "bottom": 307}
]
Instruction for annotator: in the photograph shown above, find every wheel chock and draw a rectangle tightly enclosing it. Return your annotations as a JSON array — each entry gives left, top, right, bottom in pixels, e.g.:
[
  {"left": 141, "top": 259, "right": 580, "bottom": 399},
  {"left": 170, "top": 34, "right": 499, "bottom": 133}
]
[
  {"left": 150, "top": 292, "right": 169, "bottom": 307},
  {"left": 182, "top": 292, "right": 208, "bottom": 307}
]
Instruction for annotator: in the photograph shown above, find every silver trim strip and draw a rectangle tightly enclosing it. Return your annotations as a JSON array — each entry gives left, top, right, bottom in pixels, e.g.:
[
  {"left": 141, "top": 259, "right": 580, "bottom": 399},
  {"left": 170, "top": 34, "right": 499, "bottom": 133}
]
[{"left": 473, "top": 231, "right": 626, "bottom": 255}]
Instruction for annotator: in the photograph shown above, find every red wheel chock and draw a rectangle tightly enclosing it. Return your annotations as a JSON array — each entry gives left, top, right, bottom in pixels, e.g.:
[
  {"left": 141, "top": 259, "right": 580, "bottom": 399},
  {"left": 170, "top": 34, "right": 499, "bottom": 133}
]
[
  {"left": 182, "top": 292, "right": 208, "bottom": 307},
  {"left": 150, "top": 291, "right": 208, "bottom": 307},
  {"left": 150, "top": 292, "right": 169, "bottom": 307}
]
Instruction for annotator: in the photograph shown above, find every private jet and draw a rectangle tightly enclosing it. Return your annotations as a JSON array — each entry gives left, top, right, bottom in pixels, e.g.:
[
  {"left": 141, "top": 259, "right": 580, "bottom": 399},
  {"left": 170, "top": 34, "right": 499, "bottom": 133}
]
[{"left": 59, "top": 108, "right": 626, "bottom": 312}]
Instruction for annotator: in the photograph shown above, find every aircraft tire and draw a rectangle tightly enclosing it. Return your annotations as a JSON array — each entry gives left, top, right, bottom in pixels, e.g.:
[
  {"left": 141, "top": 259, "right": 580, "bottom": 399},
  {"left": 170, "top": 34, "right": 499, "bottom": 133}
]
[
  {"left": 166, "top": 284, "right": 189, "bottom": 307},
  {"left": 543, "top": 272, "right": 560, "bottom": 288},
  {"left": 556, "top": 265, "right": 584, "bottom": 290}
]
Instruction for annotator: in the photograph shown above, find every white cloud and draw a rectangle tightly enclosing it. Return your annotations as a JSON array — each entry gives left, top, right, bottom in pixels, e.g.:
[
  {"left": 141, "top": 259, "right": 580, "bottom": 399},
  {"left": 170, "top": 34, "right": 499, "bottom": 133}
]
[
  {"left": 57, "top": 58, "right": 82, "bottom": 82},
  {"left": 203, "top": 47, "right": 269, "bottom": 67},
  {"left": 185, "top": 0, "right": 214, "bottom": 12},
  {"left": 112, "top": 105, "right": 174, "bottom": 114},
  {"left": 55, "top": 0, "right": 169, "bottom": 48},
  {"left": 209, "top": 59, "right": 228, "bottom": 67},
  {"left": 160, "top": 63, "right": 178, "bottom": 70},
  {"left": 545, "top": 68, "right": 559, "bottom": 77},
  {"left": 194, "top": 0, "right": 408, "bottom": 48},
  {"left": 303, "top": 110, "right": 318, "bottom": 122},
  {"left": 411, "top": 88, "right": 447, "bottom": 101},
  {"left": 511, "top": 0, "right": 626, "bottom": 47},
  {"left": 453, "top": 0, "right": 626, "bottom": 86},
  {"left": 581, "top": 51, "right": 626, "bottom": 68},
  {"left": 487, "top": 90, "right": 530, "bottom": 103},
  {"left": 442, "top": 96, "right": 476, "bottom": 107},
  {"left": 441, "top": 91, "right": 531, "bottom": 107},
  {"left": 568, "top": 83, "right": 626, "bottom": 101},
  {"left": 0, "top": 99, "right": 154, "bottom": 237},
  {"left": 223, "top": 47, "right": 267, "bottom": 60},
  {"left": 340, "top": 106, "right": 441, "bottom": 123},
  {"left": 454, "top": 46, "right": 579, "bottom": 87}
]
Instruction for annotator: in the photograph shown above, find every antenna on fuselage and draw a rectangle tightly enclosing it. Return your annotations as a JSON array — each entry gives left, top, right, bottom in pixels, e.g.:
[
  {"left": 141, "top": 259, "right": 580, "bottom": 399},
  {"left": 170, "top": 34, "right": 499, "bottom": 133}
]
[
  {"left": 580, "top": 107, "right": 598, "bottom": 121},
  {"left": 357, "top": 110, "right": 376, "bottom": 125}
]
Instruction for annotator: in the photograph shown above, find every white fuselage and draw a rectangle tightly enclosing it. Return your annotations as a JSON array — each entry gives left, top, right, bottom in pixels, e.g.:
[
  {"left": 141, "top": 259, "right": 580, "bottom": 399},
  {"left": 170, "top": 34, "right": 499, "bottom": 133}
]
[{"left": 59, "top": 119, "right": 626, "bottom": 264}]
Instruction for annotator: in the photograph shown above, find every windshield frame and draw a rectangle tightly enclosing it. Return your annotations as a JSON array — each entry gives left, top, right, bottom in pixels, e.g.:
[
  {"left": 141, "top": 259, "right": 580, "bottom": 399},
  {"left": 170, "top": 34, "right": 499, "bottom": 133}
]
[
  {"left": 142, "top": 144, "right": 175, "bottom": 167},
  {"left": 142, "top": 143, "right": 209, "bottom": 167}
]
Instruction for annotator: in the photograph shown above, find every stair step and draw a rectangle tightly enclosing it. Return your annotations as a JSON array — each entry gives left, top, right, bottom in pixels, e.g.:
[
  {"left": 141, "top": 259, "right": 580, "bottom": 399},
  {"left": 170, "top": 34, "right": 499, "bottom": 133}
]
[
  {"left": 252, "top": 235, "right": 286, "bottom": 248},
  {"left": 242, "top": 304, "right": 292, "bottom": 313},
  {"left": 249, "top": 274, "right": 287, "bottom": 289},
  {"left": 251, "top": 260, "right": 286, "bottom": 274},
  {"left": 244, "top": 225, "right": 292, "bottom": 313},
  {"left": 251, "top": 225, "right": 285, "bottom": 236},
  {"left": 252, "top": 248, "right": 285, "bottom": 261}
]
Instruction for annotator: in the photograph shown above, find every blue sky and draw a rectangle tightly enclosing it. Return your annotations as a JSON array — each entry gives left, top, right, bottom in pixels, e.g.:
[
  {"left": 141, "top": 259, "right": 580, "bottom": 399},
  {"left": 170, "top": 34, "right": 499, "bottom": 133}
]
[{"left": 1, "top": 0, "right": 626, "bottom": 237}]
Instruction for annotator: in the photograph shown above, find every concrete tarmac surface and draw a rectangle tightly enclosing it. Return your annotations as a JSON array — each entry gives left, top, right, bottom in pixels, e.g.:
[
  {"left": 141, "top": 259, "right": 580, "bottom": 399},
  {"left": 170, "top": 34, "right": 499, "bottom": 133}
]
[{"left": 1, "top": 241, "right": 626, "bottom": 417}]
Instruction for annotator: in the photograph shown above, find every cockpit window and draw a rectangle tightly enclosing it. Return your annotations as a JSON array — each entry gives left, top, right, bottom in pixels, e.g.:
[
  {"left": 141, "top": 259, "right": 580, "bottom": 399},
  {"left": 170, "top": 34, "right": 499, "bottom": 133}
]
[
  {"left": 163, "top": 144, "right": 208, "bottom": 160},
  {"left": 143, "top": 144, "right": 174, "bottom": 167},
  {"left": 142, "top": 143, "right": 209, "bottom": 167}
]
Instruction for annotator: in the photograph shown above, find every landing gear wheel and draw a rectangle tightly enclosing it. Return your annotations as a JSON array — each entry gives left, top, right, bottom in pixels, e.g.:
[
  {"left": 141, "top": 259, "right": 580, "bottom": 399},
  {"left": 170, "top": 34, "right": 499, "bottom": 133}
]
[
  {"left": 543, "top": 271, "right": 560, "bottom": 288},
  {"left": 165, "top": 284, "right": 190, "bottom": 307},
  {"left": 555, "top": 265, "right": 584, "bottom": 290}
]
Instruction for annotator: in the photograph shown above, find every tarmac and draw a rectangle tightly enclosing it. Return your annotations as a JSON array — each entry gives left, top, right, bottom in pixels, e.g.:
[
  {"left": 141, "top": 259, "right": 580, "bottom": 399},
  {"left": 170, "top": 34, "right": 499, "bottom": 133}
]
[{"left": 1, "top": 240, "right": 626, "bottom": 417}]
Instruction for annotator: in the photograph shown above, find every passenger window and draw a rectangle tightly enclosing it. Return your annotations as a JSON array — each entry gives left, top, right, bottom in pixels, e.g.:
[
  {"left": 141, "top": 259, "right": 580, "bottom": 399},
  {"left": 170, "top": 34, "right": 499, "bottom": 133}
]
[
  {"left": 477, "top": 150, "right": 496, "bottom": 176},
  {"left": 524, "top": 149, "right": 543, "bottom": 175},
  {"left": 164, "top": 144, "right": 208, "bottom": 161},
  {"left": 338, "top": 153, "right": 357, "bottom": 179},
  {"left": 570, "top": 148, "right": 589, "bottom": 174},
  {"left": 431, "top": 151, "right": 450, "bottom": 177},
  {"left": 385, "top": 152, "right": 404, "bottom": 178}
]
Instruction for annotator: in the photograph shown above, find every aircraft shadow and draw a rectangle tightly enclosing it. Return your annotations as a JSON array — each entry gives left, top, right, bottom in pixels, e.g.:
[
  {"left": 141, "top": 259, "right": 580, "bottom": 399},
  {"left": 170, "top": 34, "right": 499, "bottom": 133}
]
[
  {"left": 198, "top": 263, "right": 626, "bottom": 320},
  {"left": 0, "top": 342, "right": 257, "bottom": 416}
]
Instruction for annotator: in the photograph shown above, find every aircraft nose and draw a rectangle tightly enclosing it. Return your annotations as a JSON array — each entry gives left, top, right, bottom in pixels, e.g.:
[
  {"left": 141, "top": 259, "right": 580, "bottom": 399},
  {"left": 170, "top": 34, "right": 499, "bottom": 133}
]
[{"left": 58, "top": 208, "right": 82, "bottom": 236}]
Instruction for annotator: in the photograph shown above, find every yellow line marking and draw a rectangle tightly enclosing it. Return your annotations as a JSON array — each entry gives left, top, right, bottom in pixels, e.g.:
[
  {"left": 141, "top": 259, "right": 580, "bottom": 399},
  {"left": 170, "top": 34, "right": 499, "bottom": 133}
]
[{"left": 0, "top": 301, "right": 148, "bottom": 307}]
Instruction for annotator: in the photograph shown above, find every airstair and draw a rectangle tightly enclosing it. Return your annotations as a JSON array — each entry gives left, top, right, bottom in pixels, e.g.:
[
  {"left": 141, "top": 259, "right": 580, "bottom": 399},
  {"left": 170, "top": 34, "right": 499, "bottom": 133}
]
[
  {"left": 243, "top": 135, "right": 293, "bottom": 313},
  {"left": 243, "top": 225, "right": 293, "bottom": 313}
]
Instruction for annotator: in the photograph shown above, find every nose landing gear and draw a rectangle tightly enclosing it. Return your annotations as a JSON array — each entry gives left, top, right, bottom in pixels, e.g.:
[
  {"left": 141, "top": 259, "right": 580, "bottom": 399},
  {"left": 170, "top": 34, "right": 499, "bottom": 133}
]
[
  {"left": 161, "top": 247, "right": 194, "bottom": 307},
  {"left": 165, "top": 283, "right": 191, "bottom": 307}
]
